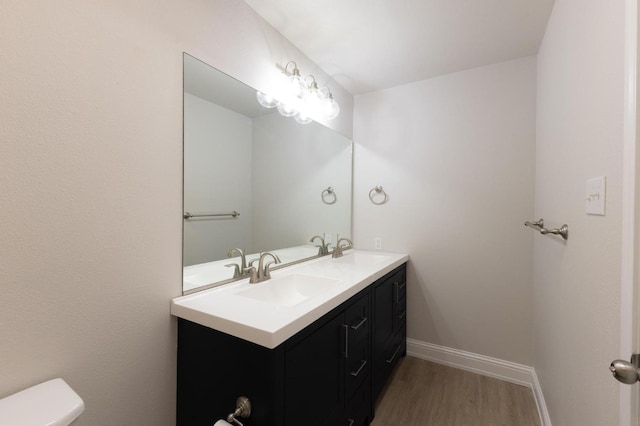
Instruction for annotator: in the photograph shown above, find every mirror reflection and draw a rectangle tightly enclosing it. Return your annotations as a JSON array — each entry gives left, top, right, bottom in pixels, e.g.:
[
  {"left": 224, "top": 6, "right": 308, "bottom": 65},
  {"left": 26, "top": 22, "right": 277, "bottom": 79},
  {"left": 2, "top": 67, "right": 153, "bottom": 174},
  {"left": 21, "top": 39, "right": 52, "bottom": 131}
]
[{"left": 183, "top": 53, "right": 353, "bottom": 294}]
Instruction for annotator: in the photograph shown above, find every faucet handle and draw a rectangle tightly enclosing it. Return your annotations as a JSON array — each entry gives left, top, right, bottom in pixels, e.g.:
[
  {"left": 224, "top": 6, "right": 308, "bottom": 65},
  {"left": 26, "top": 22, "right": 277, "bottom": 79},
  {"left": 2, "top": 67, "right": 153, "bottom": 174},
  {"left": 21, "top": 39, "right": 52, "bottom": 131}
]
[
  {"left": 244, "top": 266, "right": 258, "bottom": 284},
  {"left": 225, "top": 263, "right": 241, "bottom": 278},
  {"left": 248, "top": 258, "right": 260, "bottom": 267}
]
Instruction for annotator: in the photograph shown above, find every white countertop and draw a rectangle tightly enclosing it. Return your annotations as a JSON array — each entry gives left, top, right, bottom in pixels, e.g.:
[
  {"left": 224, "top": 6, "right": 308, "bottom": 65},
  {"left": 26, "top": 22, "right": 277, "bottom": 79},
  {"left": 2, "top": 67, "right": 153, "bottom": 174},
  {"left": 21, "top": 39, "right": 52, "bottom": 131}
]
[{"left": 171, "top": 250, "right": 409, "bottom": 349}]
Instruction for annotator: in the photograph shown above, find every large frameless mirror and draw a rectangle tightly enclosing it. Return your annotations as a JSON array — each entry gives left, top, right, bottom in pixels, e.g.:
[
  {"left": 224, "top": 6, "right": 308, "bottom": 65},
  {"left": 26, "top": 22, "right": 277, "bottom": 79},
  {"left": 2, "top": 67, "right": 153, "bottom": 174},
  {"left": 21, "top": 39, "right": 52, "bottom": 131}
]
[{"left": 183, "top": 53, "right": 353, "bottom": 294}]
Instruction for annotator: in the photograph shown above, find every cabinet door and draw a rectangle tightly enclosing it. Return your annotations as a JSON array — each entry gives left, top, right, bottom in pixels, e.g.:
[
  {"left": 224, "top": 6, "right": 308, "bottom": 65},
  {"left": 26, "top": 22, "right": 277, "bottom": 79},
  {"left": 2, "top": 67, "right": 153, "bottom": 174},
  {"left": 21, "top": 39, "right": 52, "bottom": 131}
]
[
  {"left": 285, "top": 312, "right": 345, "bottom": 426},
  {"left": 345, "top": 377, "right": 371, "bottom": 426}
]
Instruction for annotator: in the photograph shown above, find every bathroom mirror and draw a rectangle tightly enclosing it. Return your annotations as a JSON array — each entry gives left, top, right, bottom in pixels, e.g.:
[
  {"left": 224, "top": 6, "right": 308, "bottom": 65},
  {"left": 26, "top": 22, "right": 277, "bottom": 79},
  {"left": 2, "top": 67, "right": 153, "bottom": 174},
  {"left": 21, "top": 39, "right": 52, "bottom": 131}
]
[{"left": 183, "top": 53, "right": 352, "bottom": 294}]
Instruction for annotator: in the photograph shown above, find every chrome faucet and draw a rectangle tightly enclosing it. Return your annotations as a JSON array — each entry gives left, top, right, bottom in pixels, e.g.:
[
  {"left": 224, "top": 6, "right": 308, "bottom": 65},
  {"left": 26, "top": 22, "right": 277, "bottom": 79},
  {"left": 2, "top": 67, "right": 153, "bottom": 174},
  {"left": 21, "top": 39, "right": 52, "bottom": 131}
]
[
  {"left": 332, "top": 237, "right": 353, "bottom": 258},
  {"left": 310, "top": 235, "right": 330, "bottom": 255},
  {"left": 226, "top": 248, "right": 247, "bottom": 277},
  {"left": 246, "top": 252, "right": 281, "bottom": 284}
]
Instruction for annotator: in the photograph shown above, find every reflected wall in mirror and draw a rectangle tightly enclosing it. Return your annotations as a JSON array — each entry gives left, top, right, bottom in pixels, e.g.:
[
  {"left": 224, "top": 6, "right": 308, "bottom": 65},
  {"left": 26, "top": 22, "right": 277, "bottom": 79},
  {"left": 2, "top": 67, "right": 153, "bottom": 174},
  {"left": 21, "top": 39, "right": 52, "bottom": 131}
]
[{"left": 183, "top": 53, "right": 353, "bottom": 294}]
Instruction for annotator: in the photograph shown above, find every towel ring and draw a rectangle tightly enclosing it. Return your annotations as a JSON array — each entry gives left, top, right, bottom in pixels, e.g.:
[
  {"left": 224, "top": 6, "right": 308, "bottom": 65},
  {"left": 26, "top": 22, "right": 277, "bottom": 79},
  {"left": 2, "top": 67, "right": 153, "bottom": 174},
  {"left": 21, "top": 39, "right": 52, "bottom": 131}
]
[
  {"left": 321, "top": 187, "right": 337, "bottom": 205},
  {"left": 369, "top": 186, "right": 388, "bottom": 205}
]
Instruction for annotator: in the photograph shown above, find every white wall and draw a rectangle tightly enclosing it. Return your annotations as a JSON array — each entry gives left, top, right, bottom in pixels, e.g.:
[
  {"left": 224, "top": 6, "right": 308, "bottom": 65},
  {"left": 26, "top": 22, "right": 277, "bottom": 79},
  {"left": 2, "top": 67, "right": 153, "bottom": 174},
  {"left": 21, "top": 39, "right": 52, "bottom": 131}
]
[
  {"left": 0, "top": 1, "right": 353, "bottom": 425},
  {"left": 534, "top": 0, "right": 624, "bottom": 424},
  {"left": 183, "top": 93, "right": 253, "bottom": 266},
  {"left": 353, "top": 57, "right": 537, "bottom": 365}
]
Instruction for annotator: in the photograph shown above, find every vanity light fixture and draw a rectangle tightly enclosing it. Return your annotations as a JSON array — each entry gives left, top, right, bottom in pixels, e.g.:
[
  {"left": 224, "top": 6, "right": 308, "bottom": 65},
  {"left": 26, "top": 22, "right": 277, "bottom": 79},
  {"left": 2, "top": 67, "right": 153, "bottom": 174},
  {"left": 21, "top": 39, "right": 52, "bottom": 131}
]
[{"left": 255, "top": 61, "right": 340, "bottom": 124}]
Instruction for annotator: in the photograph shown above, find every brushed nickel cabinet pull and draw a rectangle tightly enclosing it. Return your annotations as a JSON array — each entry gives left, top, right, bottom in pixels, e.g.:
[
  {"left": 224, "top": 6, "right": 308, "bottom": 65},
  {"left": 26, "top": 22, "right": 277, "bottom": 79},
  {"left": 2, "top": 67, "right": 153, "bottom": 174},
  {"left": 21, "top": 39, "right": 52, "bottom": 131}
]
[
  {"left": 394, "top": 281, "right": 405, "bottom": 303},
  {"left": 350, "top": 360, "right": 367, "bottom": 377},
  {"left": 342, "top": 324, "right": 349, "bottom": 359},
  {"left": 386, "top": 344, "right": 402, "bottom": 364},
  {"left": 351, "top": 316, "right": 367, "bottom": 330}
]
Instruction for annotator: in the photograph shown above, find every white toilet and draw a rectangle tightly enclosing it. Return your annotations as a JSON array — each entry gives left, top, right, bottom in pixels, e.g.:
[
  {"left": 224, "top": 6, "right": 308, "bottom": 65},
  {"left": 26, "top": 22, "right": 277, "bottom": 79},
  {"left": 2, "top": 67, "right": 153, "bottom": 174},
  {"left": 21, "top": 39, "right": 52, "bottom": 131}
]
[{"left": 0, "top": 378, "right": 85, "bottom": 425}]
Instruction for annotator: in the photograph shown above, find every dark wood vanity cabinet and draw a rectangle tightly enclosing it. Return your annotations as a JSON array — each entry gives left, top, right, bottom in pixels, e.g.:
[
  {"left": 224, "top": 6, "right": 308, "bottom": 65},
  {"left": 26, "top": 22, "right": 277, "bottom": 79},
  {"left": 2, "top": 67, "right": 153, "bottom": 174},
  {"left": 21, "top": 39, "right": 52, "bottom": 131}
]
[
  {"left": 372, "top": 265, "right": 407, "bottom": 403},
  {"left": 177, "top": 263, "right": 406, "bottom": 426}
]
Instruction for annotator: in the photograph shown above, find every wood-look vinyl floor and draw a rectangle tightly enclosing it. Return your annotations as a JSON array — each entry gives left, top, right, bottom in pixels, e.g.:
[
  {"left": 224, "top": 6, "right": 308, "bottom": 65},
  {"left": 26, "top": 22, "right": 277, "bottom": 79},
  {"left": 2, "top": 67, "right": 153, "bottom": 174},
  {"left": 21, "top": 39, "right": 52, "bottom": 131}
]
[{"left": 371, "top": 356, "right": 541, "bottom": 426}]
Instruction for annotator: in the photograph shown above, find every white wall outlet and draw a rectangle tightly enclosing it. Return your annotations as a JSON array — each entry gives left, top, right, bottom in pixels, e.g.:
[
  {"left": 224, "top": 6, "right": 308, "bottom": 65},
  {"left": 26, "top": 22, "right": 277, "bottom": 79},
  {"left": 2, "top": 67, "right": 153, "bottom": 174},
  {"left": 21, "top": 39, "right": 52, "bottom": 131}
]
[
  {"left": 374, "top": 237, "right": 382, "bottom": 250},
  {"left": 324, "top": 233, "right": 333, "bottom": 244},
  {"left": 585, "top": 176, "right": 606, "bottom": 216}
]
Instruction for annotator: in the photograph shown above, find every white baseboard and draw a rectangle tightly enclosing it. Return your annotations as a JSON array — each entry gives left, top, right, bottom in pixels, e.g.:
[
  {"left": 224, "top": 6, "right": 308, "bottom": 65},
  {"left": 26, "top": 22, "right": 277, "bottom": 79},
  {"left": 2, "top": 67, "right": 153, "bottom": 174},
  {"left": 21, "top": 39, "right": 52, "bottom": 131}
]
[{"left": 406, "top": 338, "right": 552, "bottom": 426}]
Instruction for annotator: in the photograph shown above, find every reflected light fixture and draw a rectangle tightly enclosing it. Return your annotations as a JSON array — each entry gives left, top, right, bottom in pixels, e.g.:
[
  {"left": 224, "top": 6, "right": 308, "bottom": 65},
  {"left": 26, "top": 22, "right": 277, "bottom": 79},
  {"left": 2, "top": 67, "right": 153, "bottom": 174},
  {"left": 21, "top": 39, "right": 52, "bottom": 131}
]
[
  {"left": 255, "top": 61, "right": 340, "bottom": 124},
  {"left": 256, "top": 91, "right": 278, "bottom": 108}
]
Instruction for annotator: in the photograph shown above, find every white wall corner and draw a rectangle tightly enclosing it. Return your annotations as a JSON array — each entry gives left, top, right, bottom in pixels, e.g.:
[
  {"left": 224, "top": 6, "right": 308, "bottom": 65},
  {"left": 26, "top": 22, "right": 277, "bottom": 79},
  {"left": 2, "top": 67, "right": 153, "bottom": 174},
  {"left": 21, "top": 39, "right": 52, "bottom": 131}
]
[{"left": 406, "top": 339, "right": 551, "bottom": 426}]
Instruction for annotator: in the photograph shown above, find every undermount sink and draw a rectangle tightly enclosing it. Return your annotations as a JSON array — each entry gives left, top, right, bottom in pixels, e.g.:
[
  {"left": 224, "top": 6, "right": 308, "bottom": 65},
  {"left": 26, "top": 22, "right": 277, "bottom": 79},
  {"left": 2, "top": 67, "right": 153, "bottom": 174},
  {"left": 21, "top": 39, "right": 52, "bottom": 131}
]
[
  {"left": 332, "top": 252, "right": 390, "bottom": 265},
  {"left": 236, "top": 274, "right": 341, "bottom": 307}
]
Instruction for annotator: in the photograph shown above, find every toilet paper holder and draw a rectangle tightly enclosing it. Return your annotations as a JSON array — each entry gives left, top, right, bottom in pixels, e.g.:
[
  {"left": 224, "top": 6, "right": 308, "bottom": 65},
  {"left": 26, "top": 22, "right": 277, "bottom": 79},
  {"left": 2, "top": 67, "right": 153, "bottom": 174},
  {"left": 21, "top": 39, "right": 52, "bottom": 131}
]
[{"left": 226, "top": 396, "right": 251, "bottom": 426}]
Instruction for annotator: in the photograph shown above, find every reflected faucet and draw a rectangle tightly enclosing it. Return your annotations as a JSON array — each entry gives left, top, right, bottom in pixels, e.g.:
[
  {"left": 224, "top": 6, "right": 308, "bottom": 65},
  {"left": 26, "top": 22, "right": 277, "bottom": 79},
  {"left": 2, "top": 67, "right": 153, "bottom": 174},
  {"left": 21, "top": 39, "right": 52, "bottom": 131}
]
[
  {"left": 310, "top": 235, "right": 330, "bottom": 255},
  {"left": 332, "top": 237, "right": 353, "bottom": 258},
  {"left": 224, "top": 263, "right": 241, "bottom": 278},
  {"left": 227, "top": 248, "right": 247, "bottom": 277},
  {"left": 246, "top": 252, "right": 282, "bottom": 284}
]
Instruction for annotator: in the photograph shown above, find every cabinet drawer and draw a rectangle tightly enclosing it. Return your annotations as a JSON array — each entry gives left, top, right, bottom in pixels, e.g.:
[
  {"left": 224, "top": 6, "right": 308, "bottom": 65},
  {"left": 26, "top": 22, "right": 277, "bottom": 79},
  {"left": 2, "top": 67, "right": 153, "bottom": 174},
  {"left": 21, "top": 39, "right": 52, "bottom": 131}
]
[
  {"left": 344, "top": 377, "right": 371, "bottom": 426},
  {"left": 373, "top": 329, "right": 405, "bottom": 403},
  {"left": 345, "top": 292, "right": 370, "bottom": 340},
  {"left": 345, "top": 334, "right": 369, "bottom": 399}
]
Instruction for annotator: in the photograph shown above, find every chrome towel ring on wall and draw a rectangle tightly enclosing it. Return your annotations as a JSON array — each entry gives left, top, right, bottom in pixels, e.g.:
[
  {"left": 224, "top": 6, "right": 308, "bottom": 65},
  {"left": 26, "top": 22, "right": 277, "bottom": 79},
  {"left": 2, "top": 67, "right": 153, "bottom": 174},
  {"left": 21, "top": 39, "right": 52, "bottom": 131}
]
[
  {"left": 321, "top": 187, "right": 337, "bottom": 204},
  {"left": 369, "top": 186, "right": 388, "bottom": 205}
]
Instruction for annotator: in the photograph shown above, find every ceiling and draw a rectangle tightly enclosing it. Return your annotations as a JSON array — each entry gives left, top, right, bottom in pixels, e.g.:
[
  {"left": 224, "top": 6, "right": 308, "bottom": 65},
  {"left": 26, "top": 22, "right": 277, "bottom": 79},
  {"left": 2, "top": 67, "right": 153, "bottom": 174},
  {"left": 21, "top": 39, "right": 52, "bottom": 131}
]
[{"left": 244, "top": 0, "right": 556, "bottom": 95}]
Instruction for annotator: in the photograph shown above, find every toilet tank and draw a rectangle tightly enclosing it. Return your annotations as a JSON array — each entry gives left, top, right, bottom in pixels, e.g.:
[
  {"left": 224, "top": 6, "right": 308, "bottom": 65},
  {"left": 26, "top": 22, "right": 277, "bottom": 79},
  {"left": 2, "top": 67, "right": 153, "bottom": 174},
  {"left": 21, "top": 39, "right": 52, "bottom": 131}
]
[{"left": 0, "top": 378, "right": 85, "bottom": 425}]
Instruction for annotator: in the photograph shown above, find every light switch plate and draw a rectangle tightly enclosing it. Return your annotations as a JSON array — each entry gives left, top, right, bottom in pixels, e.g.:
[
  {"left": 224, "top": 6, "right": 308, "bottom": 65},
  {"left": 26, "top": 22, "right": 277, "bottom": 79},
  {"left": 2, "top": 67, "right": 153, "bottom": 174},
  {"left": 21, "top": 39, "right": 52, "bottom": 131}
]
[{"left": 586, "top": 176, "right": 606, "bottom": 215}]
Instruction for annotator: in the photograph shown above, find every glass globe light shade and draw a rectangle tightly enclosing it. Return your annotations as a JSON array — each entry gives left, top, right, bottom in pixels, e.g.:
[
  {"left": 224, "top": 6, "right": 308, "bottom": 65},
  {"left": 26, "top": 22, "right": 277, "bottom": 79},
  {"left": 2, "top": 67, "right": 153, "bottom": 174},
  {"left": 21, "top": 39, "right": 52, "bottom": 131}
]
[
  {"left": 277, "top": 102, "right": 298, "bottom": 117},
  {"left": 323, "top": 96, "right": 340, "bottom": 120},
  {"left": 294, "top": 112, "right": 312, "bottom": 124},
  {"left": 256, "top": 91, "right": 278, "bottom": 108},
  {"left": 289, "top": 74, "right": 305, "bottom": 99},
  {"left": 305, "top": 80, "right": 324, "bottom": 117}
]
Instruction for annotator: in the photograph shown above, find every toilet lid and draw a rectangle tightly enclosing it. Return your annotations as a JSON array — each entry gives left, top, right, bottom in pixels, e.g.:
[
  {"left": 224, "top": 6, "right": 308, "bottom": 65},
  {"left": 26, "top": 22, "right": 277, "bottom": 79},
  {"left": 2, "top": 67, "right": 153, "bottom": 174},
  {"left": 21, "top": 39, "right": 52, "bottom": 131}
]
[{"left": 0, "top": 378, "right": 85, "bottom": 425}]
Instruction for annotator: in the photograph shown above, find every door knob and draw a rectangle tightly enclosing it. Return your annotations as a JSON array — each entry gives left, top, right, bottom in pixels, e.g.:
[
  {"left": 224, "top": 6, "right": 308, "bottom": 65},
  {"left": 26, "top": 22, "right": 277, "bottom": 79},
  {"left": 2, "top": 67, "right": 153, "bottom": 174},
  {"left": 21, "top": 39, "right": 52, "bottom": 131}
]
[{"left": 610, "top": 354, "right": 640, "bottom": 384}]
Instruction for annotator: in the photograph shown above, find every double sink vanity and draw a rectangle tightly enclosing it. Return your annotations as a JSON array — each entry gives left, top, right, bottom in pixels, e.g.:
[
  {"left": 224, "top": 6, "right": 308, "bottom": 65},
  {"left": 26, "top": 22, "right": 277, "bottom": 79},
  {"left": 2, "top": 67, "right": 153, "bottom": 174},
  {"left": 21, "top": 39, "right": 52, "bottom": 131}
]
[
  {"left": 172, "top": 249, "right": 408, "bottom": 425},
  {"left": 176, "top": 52, "right": 407, "bottom": 425}
]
